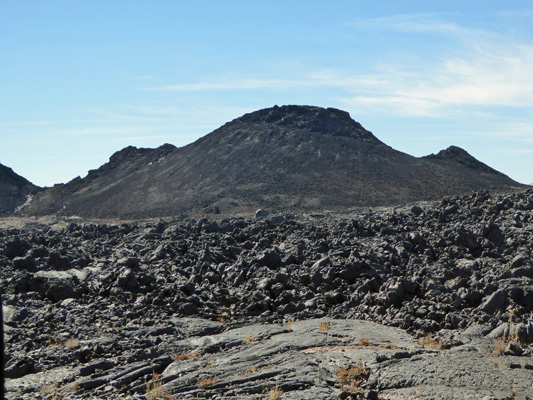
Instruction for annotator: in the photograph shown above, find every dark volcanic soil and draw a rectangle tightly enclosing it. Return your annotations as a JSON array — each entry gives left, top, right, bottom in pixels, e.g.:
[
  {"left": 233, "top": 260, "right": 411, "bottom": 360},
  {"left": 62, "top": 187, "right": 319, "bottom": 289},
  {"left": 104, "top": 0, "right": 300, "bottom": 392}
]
[{"left": 2, "top": 189, "right": 533, "bottom": 399}]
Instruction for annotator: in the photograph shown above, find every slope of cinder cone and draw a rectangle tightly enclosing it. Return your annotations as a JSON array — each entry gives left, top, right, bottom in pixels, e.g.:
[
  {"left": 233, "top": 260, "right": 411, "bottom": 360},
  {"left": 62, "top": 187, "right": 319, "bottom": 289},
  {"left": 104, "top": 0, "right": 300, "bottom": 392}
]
[
  {"left": 22, "top": 105, "right": 523, "bottom": 218},
  {"left": 0, "top": 163, "right": 41, "bottom": 216}
]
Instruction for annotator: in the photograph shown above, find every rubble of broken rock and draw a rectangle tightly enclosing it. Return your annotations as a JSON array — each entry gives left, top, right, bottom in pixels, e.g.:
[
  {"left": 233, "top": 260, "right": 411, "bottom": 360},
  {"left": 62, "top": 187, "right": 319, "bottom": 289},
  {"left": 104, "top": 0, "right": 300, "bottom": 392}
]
[{"left": 1, "top": 189, "right": 533, "bottom": 399}]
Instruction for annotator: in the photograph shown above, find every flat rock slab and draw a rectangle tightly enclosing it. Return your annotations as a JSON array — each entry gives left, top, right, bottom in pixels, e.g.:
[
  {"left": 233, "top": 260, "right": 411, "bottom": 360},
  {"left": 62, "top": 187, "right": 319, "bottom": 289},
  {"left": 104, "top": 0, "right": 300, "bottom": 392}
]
[
  {"left": 159, "top": 318, "right": 533, "bottom": 399},
  {"left": 8, "top": 317, "right": 532, "bottom": 399},
  {"left": 371, "top": 351, "right": 533, "bottom": 399},
  {"left": 5, "top": 365, "right": 78, "bottom": 395}
]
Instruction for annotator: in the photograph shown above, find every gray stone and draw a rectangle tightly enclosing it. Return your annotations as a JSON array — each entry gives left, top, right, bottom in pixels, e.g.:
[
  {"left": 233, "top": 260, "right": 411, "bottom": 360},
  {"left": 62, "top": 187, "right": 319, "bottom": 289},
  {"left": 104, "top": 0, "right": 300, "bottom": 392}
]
[
  {"left": 478, "top": 289, "right": 507, "bottom": 314},
  {"left": 255, "top": 209, "right": 269, "bottom": 218}
]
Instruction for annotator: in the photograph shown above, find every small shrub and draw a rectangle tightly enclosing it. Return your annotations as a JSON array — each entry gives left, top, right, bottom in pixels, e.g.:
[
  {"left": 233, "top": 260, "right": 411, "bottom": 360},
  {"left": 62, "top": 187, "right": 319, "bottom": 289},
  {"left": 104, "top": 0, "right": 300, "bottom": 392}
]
[
  {"left": 492, "top": 310, "right": 527, "bottom": 352},
  {"left": 356, "top": 337, "right": 371, "bottom": 346},
  {"left": 198, "top": 376, "right": 218, "bottom": 389},
  {"left": 145, "top": 371, "right": 173, "bottom": 399},
  {"left": 491, "top": 310, "right": 527, "bottom": 356},
  {"left": 336, "top": 363, "right": 371, "bottom": 392},
  {"left": 268, "top": 384, "right": 282, "bottom": 400}
]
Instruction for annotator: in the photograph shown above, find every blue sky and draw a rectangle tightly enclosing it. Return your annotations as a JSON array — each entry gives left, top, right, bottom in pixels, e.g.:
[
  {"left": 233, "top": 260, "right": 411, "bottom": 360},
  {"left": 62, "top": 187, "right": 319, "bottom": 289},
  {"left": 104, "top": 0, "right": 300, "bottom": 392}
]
[{"left": 1, "top": 1, "right": 532, "bottom": 187}]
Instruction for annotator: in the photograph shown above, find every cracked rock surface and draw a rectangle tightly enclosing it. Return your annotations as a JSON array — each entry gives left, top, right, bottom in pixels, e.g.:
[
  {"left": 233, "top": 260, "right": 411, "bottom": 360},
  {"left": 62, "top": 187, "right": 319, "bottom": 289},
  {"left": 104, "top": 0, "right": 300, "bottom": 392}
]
[{"left": 2, "top": 189, "right": 533, "bottom": 399}]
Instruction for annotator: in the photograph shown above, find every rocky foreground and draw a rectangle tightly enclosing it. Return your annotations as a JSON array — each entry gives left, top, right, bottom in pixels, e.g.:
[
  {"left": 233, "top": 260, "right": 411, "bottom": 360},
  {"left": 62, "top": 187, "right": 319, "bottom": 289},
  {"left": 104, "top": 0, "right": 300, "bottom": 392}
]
[{"left": 2, "top": 189, "right": 533, "bottom": 399}]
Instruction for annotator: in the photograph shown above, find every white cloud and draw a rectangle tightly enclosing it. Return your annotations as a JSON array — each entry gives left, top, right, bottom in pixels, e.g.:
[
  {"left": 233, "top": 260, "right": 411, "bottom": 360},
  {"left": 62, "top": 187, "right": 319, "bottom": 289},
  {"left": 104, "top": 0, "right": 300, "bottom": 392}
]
[
  {"left": 349, "top": 13, "right": 474, "bottom": 37},
  {"left": 337, "top": 38, "right": 533, "bottom": 117},
  {"left": 142, "top": 78, "right": 313, "bottom": 92},
  {"left": 498, "top": 149, "right": 533, "bottom": 154},
  {"left": 341, "top": 94, "right": 440, "bottom": 117},
  {"left": 140, "top": 41, "right": 533, "bottom": 119},
  {"left": 415, "top": 45, "right": 533, "bottom": 107},
  {"left": 0, "top": 120, "right": 54, "bottom": 127}
]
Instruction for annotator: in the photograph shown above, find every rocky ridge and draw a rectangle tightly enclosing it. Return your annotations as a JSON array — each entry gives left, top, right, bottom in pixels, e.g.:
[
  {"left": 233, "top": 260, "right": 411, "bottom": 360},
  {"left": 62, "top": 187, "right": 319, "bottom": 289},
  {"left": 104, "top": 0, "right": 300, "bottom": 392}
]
[
  {"left": 0, "top": 163, "right": 40, "bottom": 216},
  {"left": 2, "top": 189, "right": 533, "bottom": 399}
]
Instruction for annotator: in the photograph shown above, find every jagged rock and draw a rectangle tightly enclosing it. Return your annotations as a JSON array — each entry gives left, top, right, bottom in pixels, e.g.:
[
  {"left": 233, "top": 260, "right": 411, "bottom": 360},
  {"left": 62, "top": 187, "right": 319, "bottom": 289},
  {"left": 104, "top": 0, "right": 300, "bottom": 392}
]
[
  {"left": 478, "top": 289, "right": 508, "bottom": 314},
  {"left": 2, "top": 189, "right": 533, "bottom": 399},
  {"left": 255, "top": 209, "right": 269, "bottom": 218}
]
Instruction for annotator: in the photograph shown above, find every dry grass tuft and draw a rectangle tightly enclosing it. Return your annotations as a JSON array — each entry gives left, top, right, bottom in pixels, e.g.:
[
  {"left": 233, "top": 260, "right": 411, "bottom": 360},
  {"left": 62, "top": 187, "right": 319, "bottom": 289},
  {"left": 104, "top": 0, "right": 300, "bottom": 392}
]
[
  {"left": 243, "top": 334, "right": 256, "bottom": 343},
  {"left": 243, "top": 366, "right": 260, "bottom": 375},
  {"left": 506, "top": 309, "right": 522, "bottom": 344},
  {"left": 268, "top": 384, "right": 283, "bottom": 400},
  {"left": 218, "top": 312, "right": 230, "bottom": 325},
  {"left": 145, "top": 371, "right": 173, "bottom": 399},
  {"left": 46, "top": 336, "right": 62, "bottom": 348},
  {"left": 198, "top": 376, "right": 218, "bottom": 389},
  {"left": 380, "top": 341, "right": 398, "bottom": 349},
  {"left": 356, "top": 337, "right": 372, "bottom": 346},
  {"left": 491, "top": 310, "right": 528, "bottom": 355},
  {"left": 488, "top": 356, "right": 509, "bottom": 369},
  {"left": 243, "top": 364, "right": 271, "bottom": 375},
  {"left": 493, "top": 338, "right": 507, "bottom": 355},
  {"left": 492, "top": 309, "right": 528, "bottom": 355},
  {"left": 66, "top": 383, "right": 79, "bottom": 393},
  {"left": 41, "top": 382, "right": 58, "bottom": 396},
  {"left": 286, "top": 318, "right": 293, "bottom": 332},
  {"left": 172, "top": 350, "right": 198, "bottom": 361},
  {"left": 418, "top": 333, "right": 443, "bottom": 350},
  {"left": 318, "top": 322, "right": 330, "bottom": 331},
  {"left": 336, "top": 363, "right": 371, "bottom": 393}
]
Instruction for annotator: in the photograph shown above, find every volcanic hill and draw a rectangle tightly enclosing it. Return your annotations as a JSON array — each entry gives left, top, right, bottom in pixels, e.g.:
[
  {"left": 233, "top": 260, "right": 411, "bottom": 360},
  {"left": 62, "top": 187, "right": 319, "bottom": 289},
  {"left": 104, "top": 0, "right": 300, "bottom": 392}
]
[
  {"left": 0, "top": 163, "right": 40, "bottom": 216},
  {"left": 14, "top": 105, "right": 524, "bottom": 218}
]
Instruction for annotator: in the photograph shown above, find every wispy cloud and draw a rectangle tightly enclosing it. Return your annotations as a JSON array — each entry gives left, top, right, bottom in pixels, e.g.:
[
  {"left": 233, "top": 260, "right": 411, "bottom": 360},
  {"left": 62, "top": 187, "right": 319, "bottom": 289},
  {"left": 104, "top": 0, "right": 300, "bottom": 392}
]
[
  {"left": 349, "top": 13, "right": 474, "bottom": 37},
  {"left": 498, "top": 149, "right": 533, "bottom": 154},
  {"left": 141, "top": 77, "right": 329, "bottom": 92},
  {"left": 141, "top": 22, "right": 533, "bottom": 119},
  {"left": 340, "top": 23, "right": 533, "bottom": 116},
  {"left": 470, "top": 122, "right": 533, "bottom": 143},
  {"left": 0, "top": 120, "right": 56, "bottom": 127},
  {"left": 497, "top": 9, "right": 533, "bottom": 18}
]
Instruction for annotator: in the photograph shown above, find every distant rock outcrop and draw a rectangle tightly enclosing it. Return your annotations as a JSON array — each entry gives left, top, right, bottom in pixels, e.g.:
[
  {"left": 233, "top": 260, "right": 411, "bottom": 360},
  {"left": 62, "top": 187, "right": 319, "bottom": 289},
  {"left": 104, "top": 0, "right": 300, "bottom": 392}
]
[
  {"left": 0, "top": 163, "right": 41, "bottom": 216},
  {"left": 10, "top": 105, "right": 526, "bottom": 217}
]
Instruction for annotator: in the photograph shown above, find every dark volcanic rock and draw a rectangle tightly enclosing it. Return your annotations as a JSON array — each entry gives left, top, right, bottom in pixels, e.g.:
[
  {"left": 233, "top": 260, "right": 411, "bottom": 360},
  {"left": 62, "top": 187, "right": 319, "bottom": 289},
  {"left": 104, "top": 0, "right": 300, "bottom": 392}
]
[
  {"left": 2, "top": 189, "right": 533, "bottom": 399},
  {"left": 0, "top": 163, "right": 41, "bottom": 216},
  {"left": 17, "top": 105, "right": 524, "bottom": 218}
]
